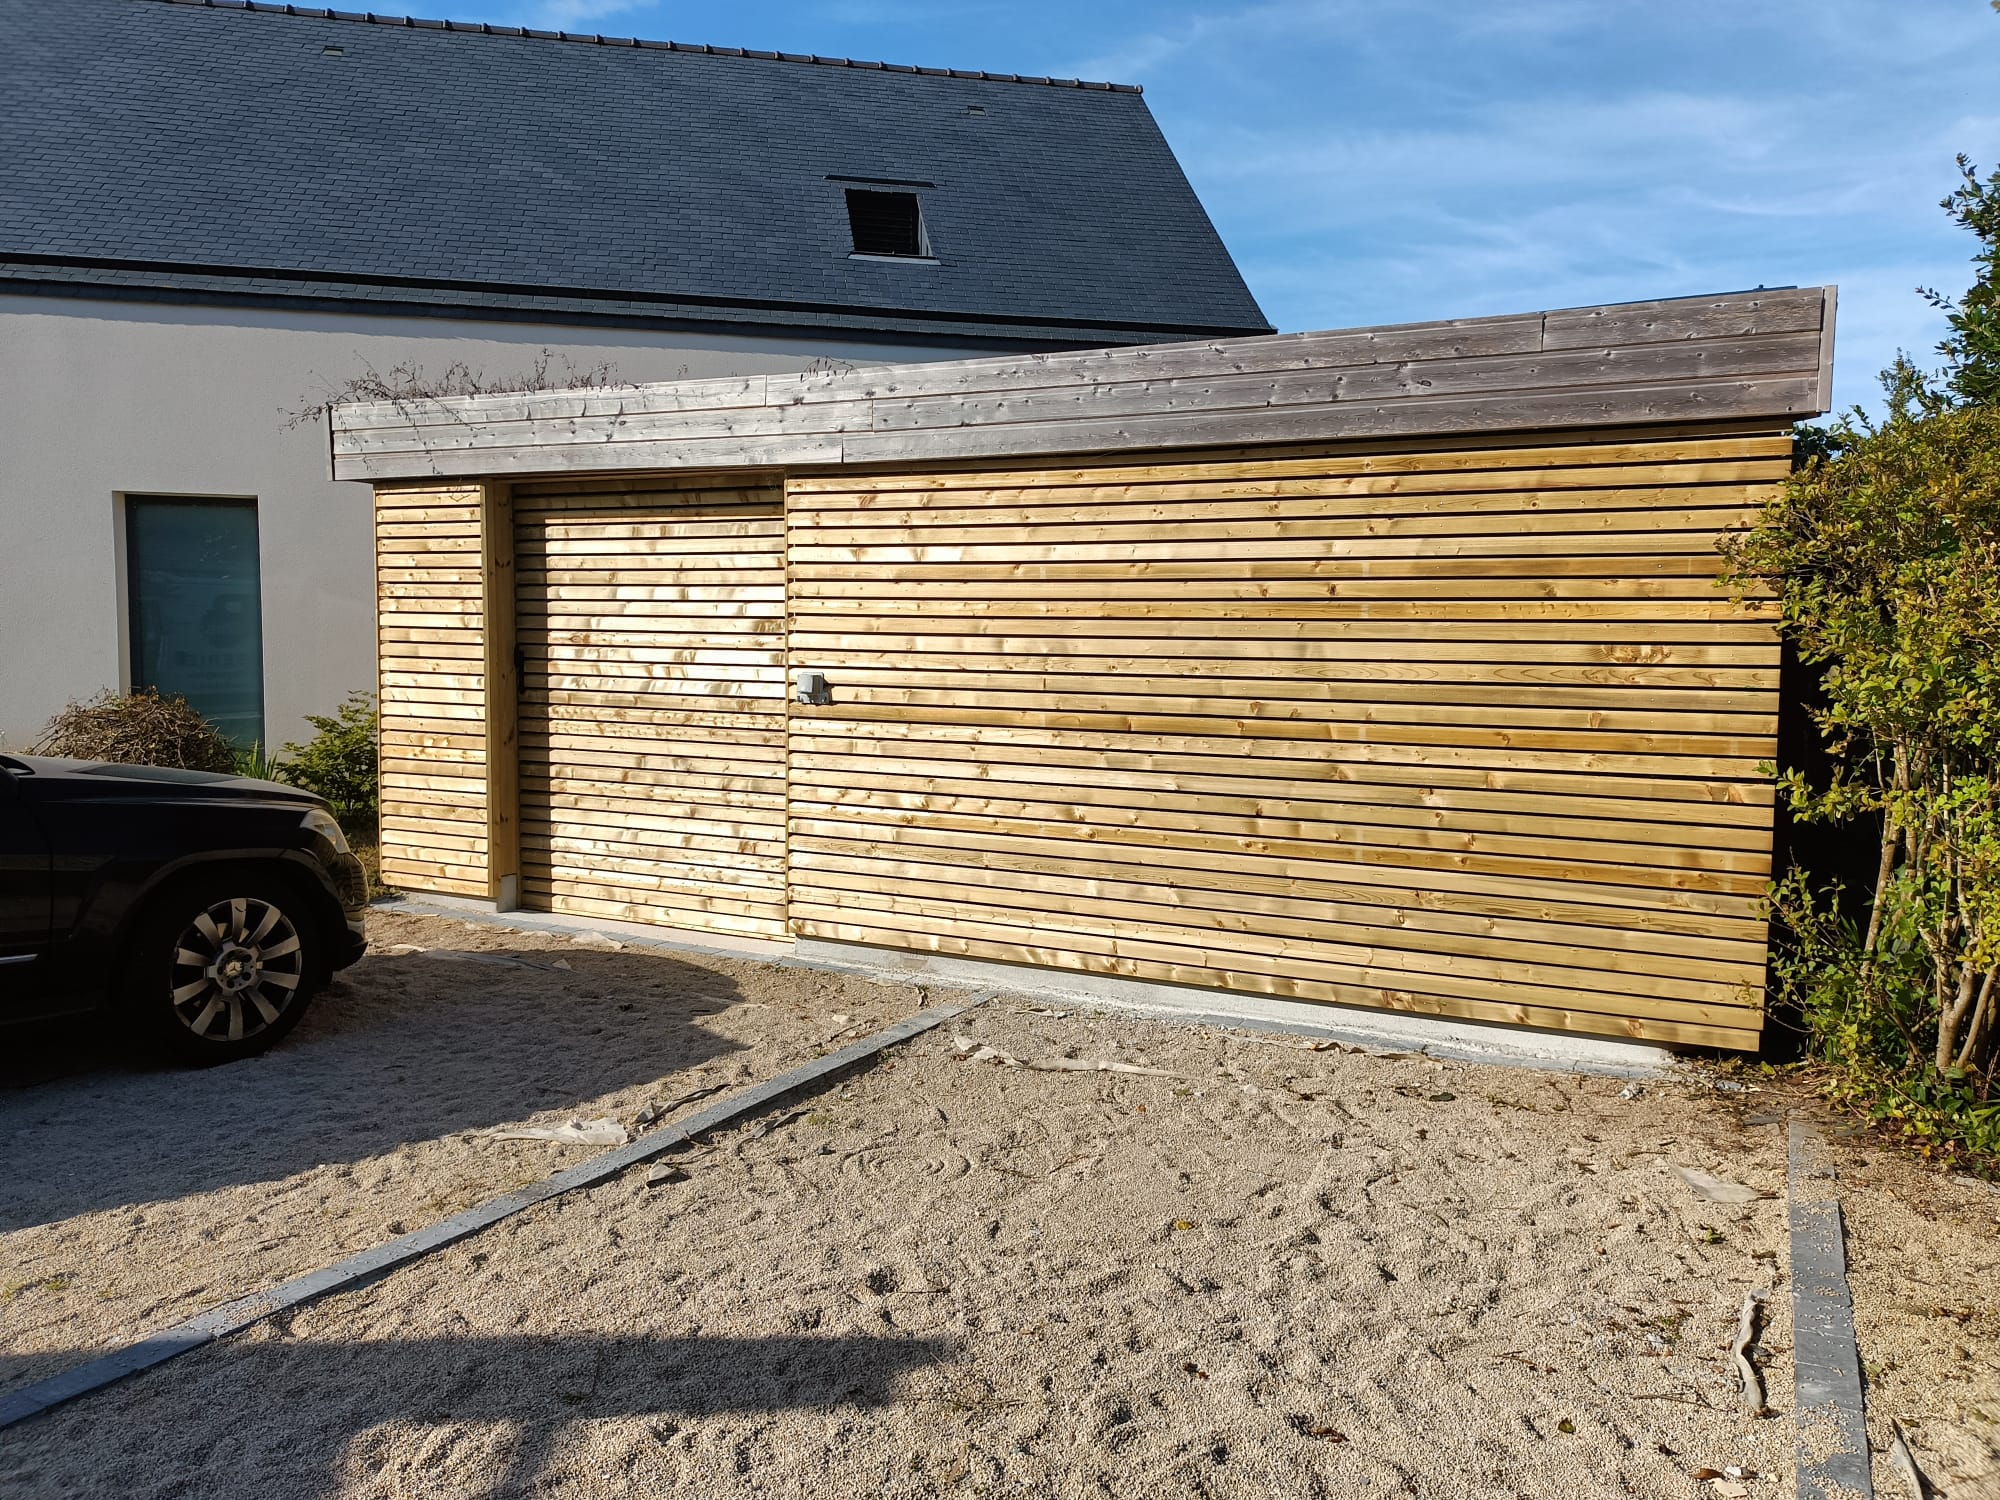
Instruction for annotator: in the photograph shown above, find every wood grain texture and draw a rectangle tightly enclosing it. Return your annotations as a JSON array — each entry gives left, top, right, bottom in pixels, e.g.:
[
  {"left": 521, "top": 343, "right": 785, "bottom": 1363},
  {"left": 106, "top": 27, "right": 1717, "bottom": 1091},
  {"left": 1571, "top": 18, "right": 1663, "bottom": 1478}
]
[
  {"left": 331, "top": 289, "right": 1834, "bottom": 480},
  {"left": 514, "top": 477, "right": 789, "bottom": 939},
  {"left": 482, "top": 483, "right": 520, "bottom": 906},
  {"left": 375, "top": 483, "right": 491, "bottom": 898},
  {"left": 366, "top": 377, "right": 1805, "bottom": 1050},
  {"left": 782, "top": 426, "right": 1788, "bottom": 1047}
]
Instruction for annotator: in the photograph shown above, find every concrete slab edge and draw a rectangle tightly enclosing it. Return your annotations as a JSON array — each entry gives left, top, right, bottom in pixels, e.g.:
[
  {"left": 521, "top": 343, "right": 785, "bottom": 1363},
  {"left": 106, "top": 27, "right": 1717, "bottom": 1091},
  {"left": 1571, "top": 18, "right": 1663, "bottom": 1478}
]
[
  {"left": 376, "top": 898, "right": 1681, "bottom": 1079},
  {"left": 1788, "top": 1118, "right": 1874, "bottom": 1498},
  {"left": 0, "top": 993, "right": 991, "bottom": 1431},
  {"left": 796, "top": 938, "right": 1681, "bottom": 1079}
]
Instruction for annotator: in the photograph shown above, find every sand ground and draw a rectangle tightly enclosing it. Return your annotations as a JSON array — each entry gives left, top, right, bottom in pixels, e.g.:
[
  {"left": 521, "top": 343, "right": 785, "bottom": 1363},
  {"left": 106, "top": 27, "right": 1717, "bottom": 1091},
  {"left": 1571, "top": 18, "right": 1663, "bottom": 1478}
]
[{"left": 0, "top": 910, "right": 1994, "bottom": 1498}]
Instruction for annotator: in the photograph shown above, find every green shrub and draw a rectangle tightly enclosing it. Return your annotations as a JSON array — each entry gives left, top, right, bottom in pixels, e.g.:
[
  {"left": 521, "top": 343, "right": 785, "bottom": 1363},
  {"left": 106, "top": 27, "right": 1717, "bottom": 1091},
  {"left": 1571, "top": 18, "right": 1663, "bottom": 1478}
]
[
  {"left": 1725, "top": 380, "right": 2000, "bottom": 1169},
  {"left": 1722, "top": 158, "right": 2000, "bottom": 1172},
  {"left": 30, "top": 690, "right": 235, "bottom": 773},
  {"left": 1767, "top": 870, "right": 2000, "bottom": 1166},
  {"left": 276, "top": 691, "right": 378, "bottom": 827}
]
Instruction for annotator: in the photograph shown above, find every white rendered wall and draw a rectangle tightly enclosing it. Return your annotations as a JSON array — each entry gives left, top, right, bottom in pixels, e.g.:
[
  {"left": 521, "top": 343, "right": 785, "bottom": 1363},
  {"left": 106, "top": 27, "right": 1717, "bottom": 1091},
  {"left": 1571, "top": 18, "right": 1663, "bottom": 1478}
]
[{"left": 0, "top": 294, "right": 985, "bottom": 751}]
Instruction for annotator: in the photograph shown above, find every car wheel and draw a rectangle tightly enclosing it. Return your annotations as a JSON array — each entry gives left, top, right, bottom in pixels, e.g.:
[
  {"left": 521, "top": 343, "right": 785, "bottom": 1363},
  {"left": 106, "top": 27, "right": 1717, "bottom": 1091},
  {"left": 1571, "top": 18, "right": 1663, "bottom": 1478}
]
[{"left": 127, "top": 874, "right": 321, "bottom": 1063}]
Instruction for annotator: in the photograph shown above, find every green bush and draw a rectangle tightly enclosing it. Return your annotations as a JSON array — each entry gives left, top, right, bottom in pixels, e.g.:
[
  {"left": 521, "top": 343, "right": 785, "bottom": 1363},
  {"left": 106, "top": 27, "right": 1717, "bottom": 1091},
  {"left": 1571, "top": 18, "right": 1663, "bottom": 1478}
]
[
  {"left": 276, "top": 691, "right": 378, "bottom": 828},
  {"left": 30, "top": 690, "right": 235, "bottom": 773},
  {"left": 1767, "top": 869, "right": 2000, "bottom": 1165},
  {"left": 1721, "top": 157, "right": 2000, "bottom": 1172},
  {"left": 1725, "top": 379, "right": 2000, "bottom": 1169}
]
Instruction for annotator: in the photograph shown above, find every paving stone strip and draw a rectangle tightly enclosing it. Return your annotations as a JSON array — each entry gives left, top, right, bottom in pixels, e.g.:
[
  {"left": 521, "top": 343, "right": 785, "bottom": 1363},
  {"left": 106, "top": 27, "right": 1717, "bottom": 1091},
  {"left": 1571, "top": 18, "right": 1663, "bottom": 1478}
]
[
  {"left": 1789, "top": 1118, "right": 1875, "bottom": 1499},
  {"left": 0, "top": 993, "right": 990, "bottom": 1430}
]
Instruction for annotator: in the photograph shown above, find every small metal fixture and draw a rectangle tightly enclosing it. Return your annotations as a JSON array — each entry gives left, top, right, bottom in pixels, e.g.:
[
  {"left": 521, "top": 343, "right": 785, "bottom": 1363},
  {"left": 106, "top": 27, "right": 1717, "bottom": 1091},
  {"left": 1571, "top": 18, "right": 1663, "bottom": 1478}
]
[{"left": 793, "top": 670, "right": 832, "bottom": 706}]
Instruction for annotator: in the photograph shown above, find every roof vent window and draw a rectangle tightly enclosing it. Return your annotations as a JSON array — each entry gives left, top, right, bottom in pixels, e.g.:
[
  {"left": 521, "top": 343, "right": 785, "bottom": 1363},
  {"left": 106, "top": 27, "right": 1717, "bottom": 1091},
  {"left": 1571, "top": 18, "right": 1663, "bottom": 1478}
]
[{"left": 845, "top": 189, "right": 926, "bottom": 258}]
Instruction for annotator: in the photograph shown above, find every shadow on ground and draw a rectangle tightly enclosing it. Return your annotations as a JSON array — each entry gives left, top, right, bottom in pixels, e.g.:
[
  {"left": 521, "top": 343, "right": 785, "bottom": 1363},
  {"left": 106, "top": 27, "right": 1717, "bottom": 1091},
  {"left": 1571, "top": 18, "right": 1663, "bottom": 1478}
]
[
  {"left": 0, "top": 1331, "right": 952, "bottom": 1497},
  {"left": 0, "top": 940, "right": 747, "bottom": 1232}
]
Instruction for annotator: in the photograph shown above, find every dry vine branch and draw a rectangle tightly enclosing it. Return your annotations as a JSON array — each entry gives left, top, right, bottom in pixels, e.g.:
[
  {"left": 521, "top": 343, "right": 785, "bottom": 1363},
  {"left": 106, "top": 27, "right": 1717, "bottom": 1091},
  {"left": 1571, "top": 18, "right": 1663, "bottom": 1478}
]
[{"left": 281, "top": 349, "right": 644, "bottom": 431}]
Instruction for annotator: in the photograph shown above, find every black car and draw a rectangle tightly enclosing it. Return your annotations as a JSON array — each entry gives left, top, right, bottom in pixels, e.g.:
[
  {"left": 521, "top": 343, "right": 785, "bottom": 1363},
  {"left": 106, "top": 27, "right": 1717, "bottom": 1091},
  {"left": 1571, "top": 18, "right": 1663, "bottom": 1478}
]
[{"left": 0, "top": 754, "right": 368, "bottom": 1061}]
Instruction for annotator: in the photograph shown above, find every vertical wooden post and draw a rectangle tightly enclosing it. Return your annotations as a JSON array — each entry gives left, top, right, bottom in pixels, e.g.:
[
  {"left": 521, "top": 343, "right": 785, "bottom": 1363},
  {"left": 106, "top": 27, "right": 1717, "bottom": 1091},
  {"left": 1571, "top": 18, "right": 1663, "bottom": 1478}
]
[
  {"left": 780, "top": 472, "right": 796, "bottom": 940},
  {"left": 481, "top": 481, "right": 520, "bottom": 910}
]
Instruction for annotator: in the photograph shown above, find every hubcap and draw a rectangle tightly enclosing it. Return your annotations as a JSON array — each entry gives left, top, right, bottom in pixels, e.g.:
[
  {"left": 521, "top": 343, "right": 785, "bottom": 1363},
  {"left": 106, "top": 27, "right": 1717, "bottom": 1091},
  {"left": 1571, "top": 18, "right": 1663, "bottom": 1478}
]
[{"left": 168, "top": 897, "right": 304, "bottom": 1043}]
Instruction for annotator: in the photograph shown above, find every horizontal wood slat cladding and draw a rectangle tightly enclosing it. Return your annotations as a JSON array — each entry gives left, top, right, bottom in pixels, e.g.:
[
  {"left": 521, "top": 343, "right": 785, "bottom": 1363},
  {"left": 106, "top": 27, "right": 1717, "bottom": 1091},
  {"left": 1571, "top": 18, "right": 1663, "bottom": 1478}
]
[
  {"left": 514, "top": 477, "right": 789, "bottom": 939},
  {"left": 783, "top": 426, "right": 1789, "bottom": 1048},
  {"left": 375, "top": 484, "right": 491, "bottom": 898},
  {"left": 330, "top": 288, "right": 1834, "bottom": 481}
]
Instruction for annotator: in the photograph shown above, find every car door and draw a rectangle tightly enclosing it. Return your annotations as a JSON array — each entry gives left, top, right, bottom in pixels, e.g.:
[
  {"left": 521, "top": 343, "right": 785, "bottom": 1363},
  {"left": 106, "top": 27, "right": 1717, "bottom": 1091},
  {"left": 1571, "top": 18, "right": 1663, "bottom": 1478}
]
[{"left": 0, "top": 763, "right": 53, "bottom": 999}]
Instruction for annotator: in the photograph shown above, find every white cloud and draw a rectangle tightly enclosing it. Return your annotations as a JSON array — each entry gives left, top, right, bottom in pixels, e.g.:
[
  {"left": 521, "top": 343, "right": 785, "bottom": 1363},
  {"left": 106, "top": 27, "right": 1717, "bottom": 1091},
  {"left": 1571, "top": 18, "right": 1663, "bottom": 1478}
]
[
  {"left": 406, "top": 0, "right": 2000, "bottom": 413},
  {"left": 1102, "top": 1, "right": 1999, "bottom": 412}
]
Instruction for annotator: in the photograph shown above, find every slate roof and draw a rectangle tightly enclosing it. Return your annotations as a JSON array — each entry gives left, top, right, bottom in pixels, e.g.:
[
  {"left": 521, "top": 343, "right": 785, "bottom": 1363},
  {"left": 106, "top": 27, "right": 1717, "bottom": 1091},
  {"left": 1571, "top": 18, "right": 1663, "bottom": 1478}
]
[{"left": 0, "top": 0, "right": 1272, "bottom": 346}]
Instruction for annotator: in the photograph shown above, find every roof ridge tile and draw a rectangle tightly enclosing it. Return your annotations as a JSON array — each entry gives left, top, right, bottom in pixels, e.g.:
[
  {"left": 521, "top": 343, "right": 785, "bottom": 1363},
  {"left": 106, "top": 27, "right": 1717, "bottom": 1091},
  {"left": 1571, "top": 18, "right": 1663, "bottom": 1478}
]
[{"left": 147, "top": 0, "right": 1143, "bottom": 91}]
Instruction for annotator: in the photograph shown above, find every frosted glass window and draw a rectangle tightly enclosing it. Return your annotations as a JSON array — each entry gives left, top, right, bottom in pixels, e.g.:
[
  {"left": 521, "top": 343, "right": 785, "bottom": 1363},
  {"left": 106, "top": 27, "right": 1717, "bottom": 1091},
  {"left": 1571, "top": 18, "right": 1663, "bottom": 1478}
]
[{"left": 126, "top": 498, "right": 264, "bottom": 748}]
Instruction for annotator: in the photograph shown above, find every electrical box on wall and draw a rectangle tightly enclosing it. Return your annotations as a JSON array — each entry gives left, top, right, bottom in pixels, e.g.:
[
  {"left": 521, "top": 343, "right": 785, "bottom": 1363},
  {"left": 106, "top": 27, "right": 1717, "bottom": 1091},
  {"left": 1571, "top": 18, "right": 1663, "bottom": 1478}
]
[{"left": 793, "top": 670, "right": 832, "bottom": 706}]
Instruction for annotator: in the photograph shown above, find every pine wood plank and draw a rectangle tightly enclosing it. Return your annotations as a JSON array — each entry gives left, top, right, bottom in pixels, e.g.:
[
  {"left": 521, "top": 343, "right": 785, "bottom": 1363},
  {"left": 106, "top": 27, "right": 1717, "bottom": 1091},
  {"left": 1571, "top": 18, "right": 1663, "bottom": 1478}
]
[
  {"left": 782, "top": 428, "right": 1792, "bottom": 494},
  {"left": 799, "top": 665, "right": 1777, "bottom": 719},
  {"left": 792, "top": 768, "right": 1775, "bottom": 852},
  {"left": 514, "top": 482, "right": 790, "bottom": 940},
  {"left": 786, "top": 835, "right": 1765, "bottom": 946},
  {"left": 791, "top": 716, "right": 1779, "bottom": 800},
  {"left": 789, "top": 786, "right": 1773, "bottom": 878},
  {"left": 787, "top": 807, "right": 1768, "bottom": 899},
  {"left": 790, "top": 580, "right": 1759, "bottom": 606},
  {"left": 536, "top": 889, "right": 788, "bottom": 938},
  {"left": 788, "top": 913, "right": 1759, "bottom": 1050},
  {"left": 787, "top": 888, "right": 1748, "bottom": 1010},
  {"left": 787, "top": 743, "right": 1775, "bottom": 827},
  {"left": 793, "top": 506, "right": 1763, "bottom": 553},
  {"left": 792, "top": 849, "right": 1766, "bottom": 973},
  {"left": 788, "top": 481, "right": 1777, "bottom": 532},
  {"left": 791, "top": 596, "right": 1773, "bottom": 622},
  {"left": 789, "top": 835, "right": 1773, "bottom": 941}
]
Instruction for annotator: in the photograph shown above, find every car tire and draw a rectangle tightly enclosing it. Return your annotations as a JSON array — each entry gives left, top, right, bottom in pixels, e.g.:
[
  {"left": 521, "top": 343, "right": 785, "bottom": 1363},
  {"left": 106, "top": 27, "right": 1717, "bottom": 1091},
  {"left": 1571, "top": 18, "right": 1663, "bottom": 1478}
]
[{"left": 123, "top": 869, "right": 322, "bottom": 1064}]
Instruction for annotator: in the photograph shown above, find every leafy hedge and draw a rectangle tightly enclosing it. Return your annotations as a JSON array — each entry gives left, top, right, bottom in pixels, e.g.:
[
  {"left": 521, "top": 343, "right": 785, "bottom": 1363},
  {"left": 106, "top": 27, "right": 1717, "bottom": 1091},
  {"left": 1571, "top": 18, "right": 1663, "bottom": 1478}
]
[
  {"left": 1726, "top": 382, "right": 2000, "bottom": 1164},
  {"left": 1721, "top": 157, "right": 2000, "bottom": 1168}
]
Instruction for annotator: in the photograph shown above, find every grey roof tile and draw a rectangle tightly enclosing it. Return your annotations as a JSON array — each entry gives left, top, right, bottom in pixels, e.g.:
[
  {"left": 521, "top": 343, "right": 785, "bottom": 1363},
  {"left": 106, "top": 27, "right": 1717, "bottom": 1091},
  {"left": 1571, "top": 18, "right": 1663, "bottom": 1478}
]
[{"left": 0, "top": 0, "right": 1271, "bottom": 344}]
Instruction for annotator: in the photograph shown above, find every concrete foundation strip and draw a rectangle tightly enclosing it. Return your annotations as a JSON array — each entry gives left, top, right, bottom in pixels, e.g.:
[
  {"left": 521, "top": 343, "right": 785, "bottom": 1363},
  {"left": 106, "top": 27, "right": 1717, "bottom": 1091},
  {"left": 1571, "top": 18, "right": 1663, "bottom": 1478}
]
[
  {"left": 1789, "top": 1118, "right": 1875, "bottom": 1498},
  {"left": 0, "top": 992, "right": 991, "bottom": 1431}
]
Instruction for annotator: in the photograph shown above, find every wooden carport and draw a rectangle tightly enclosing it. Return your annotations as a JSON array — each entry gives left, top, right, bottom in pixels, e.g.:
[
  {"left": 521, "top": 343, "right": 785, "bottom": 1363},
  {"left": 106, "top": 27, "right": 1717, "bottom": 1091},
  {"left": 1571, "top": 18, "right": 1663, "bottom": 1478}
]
[{"left": 334, "top": 287, "right": 1836, "bottom": 1051}]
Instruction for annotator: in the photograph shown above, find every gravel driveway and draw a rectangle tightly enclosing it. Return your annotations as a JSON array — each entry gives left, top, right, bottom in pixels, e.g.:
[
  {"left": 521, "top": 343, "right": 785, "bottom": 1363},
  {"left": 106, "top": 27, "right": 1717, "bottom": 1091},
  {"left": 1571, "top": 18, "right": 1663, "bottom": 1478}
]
[{"left": 1, "top": 911, "right": 1994, "bottom": 1498}]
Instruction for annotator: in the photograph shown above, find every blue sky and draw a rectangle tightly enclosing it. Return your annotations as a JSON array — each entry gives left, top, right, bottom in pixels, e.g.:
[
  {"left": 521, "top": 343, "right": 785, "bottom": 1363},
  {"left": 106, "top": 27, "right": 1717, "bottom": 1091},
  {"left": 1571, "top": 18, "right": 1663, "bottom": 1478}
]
[{"left": 442, "top": 2, "right": 1991, "bottom": 413}]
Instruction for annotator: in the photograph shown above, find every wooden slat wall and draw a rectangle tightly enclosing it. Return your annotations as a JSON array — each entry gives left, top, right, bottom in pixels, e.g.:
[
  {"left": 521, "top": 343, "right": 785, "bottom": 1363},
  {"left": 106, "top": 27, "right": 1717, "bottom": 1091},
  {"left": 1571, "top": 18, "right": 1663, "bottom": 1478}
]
[
  {"left": 513, "top": 475, "right": 789, "bottom": 939},
  {"left": 376, "top": 482, "right": 492, "bottom": 897},
  {"left": 784, "top": 422, "right": 1790, "bottom": 1049}
]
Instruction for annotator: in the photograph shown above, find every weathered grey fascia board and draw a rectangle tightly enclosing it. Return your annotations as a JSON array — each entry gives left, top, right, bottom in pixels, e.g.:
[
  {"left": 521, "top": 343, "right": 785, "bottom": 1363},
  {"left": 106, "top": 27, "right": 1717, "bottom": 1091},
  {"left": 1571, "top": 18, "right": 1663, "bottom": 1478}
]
[
  {"left": 329, "top": 286, "right": 1833, "bottom": 483},
  {"left": 332, "top": 327, "right": 1820, "bottom": 461},
  {"left": 331, "top": 375, "right": 1822, "bottom": 482},
  {"left": 337, "top": 286, "right": 1829, "bottom": 432}
]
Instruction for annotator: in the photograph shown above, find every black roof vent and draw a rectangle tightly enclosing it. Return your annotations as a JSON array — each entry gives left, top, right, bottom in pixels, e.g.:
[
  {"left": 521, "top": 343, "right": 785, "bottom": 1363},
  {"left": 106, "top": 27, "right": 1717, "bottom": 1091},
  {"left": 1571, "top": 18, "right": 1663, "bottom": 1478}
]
[{"left": 846, "top": 189, "right": 926, "bottom": 258}]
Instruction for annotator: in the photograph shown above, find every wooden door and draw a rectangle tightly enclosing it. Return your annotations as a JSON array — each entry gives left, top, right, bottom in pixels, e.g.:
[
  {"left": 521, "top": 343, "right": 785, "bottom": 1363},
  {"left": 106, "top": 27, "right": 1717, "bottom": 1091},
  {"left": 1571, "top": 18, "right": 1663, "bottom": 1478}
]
[{"left": 513, "top": 476, "right": 788, "bottom": 939}]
